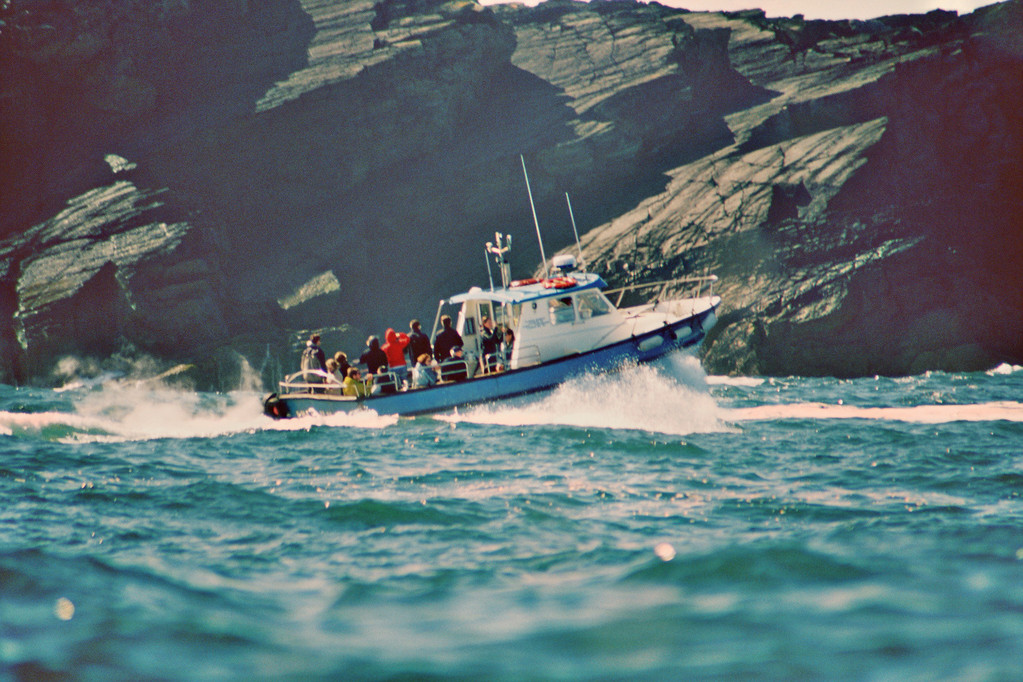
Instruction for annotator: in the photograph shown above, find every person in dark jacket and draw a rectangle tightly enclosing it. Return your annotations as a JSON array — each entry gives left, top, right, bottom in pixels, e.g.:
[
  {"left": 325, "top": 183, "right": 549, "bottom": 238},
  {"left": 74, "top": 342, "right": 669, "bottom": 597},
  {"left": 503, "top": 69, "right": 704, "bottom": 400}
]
[
  {"left": 479, "top": 316, "right": 502, "bottom": 373},
  {"left": 301, "top": 334, "right": 327, "bottom": 373},
  {"left": 440, "top": 346, "right": 468, "bottom": 382},
  {"left": 359, "top": 335, "right": 387, "bottom": 375},
  {"left": 406, "top": 319, "right": 432, "bottom": 366},
  {"left": 432, "top": 315, "right": 463, "bottom": 366},
  {"left": 333, "top": 352, "right": 351, "bottom": 381},
  {"left": 480, "top": 316, "right": 500, "bottom": 356}
]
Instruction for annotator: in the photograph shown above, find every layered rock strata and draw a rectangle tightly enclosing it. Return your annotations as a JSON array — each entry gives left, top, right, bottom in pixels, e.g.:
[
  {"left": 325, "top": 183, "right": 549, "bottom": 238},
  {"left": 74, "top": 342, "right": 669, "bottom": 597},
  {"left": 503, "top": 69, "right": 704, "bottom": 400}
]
[{"left": 1, "top": 0, "right": 1020, "bottom": 385}]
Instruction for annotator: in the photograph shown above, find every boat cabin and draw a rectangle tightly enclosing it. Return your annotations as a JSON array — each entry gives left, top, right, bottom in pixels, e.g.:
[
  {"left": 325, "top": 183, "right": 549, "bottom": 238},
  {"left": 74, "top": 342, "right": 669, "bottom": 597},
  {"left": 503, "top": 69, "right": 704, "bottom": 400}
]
[{"left": 439, "top": 267, "right": 634, "bottom": 373}]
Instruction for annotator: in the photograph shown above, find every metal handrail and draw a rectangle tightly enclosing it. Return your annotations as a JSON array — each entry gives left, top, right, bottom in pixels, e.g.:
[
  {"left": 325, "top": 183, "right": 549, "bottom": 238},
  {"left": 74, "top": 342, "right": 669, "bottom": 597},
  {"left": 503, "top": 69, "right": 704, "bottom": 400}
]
[
  {"left": 280, "top": 370, "right": 344, "bottom": 393},
  {"left": 604, "top": 274, "right": 717, "bottom": 307}
]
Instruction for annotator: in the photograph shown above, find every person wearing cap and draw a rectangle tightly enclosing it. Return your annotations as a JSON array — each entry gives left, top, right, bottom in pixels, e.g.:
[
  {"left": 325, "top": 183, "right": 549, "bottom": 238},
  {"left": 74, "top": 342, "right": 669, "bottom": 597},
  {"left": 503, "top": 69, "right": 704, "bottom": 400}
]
[{"left": 412, "top": 353, "right": 438, "bottom": 388}]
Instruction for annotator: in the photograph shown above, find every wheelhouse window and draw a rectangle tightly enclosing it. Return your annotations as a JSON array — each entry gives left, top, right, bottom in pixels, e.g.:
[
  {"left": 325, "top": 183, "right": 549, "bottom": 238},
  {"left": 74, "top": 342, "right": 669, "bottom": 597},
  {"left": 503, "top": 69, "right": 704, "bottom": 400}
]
[
  {"left": 548, "top": 296, "right": 575, "bottom": 325},
  {"left": 575, "top": 291, "right": 612, "bottom": 319}
]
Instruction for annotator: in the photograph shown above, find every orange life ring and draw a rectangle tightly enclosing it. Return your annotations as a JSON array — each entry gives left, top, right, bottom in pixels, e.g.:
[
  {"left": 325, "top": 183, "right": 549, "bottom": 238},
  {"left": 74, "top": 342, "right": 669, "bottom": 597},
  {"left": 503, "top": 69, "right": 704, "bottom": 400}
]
[
  {"left": 510, "top": 278, "right": 539, "bottom": 287},
  {"left": 543, "top": 276, "right": 577, "bottom": 289}
]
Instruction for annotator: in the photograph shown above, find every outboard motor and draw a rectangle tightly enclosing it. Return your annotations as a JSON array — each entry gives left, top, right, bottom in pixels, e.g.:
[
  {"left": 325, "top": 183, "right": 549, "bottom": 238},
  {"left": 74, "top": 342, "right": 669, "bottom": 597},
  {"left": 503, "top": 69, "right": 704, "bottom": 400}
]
[{"left": 263, "top": 393, "right": 290, "bottom": 419}]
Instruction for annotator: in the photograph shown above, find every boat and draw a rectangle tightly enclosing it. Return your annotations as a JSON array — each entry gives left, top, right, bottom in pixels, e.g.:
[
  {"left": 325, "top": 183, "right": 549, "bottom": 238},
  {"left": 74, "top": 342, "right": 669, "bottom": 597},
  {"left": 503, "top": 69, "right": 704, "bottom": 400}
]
[
  {"left": 264, "top": 161, "right": 720, "bottom": 419},
  {"left": 263, "top": 242, "right": 720, "bottom": 419}
]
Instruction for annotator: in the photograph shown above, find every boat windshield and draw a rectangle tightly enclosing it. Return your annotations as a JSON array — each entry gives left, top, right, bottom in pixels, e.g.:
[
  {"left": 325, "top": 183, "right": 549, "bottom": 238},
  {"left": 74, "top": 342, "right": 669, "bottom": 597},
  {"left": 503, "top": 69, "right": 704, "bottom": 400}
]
[
  {"left": 575, "top": 291, "right": 612, "bottom": 319},
  {"left": 549, "top": 296, "right": 575, "bottom": 325}
]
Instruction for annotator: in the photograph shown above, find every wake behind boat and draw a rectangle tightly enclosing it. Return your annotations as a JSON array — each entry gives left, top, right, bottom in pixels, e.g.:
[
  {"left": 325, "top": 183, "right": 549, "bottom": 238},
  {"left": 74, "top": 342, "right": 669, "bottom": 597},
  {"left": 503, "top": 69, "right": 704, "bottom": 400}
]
[{"left": 264, "top": 244, "right": 719, "bottom": 419}]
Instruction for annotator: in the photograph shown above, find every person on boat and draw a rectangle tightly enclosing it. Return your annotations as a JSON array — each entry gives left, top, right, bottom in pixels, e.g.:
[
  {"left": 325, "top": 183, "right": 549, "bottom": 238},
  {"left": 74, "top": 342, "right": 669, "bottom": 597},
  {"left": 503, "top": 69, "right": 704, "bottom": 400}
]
[
  {"left": 433, "top": 315, "right": 463, "bottom": 365},
  {"left": 301, "top": 334, "right": 327, "bottom": 373},
  {"left": 480, "top": 316, "right": 500, "bottom": 356},
  {"left": 412, "top": 353, "right": 437, "bottom": 388},
  {"left": 300, "top": 334, "right": 328, "bottom": 392},
  {"left": 371, "top": 367, "right": 399, "bottom": 395},
  {"left": 343, "top": 367, "right": 369, "bottom": 397},
  {"left": 325, "top": 359, "right": 343, "bottom": 394},
  {"left": 382, "top": 327, "right": 410, "bottom": 387},
  {"left": 439, "top": 346, "right": 469, "bottom": 382},
  {"left": 406, "top": 319, "right": 432, "bottom": 367},
  {"left": 359, "top": 335, "right": 387, "bottom": 375},
  {"left": 479, "top": 316, "right": 502, "bottom": 373},
  {"left": 333, "top": 352, "right": 351, "bottom": 382},
  {"left": 501, "top": 328, "right": 515, "bottom": 366}
]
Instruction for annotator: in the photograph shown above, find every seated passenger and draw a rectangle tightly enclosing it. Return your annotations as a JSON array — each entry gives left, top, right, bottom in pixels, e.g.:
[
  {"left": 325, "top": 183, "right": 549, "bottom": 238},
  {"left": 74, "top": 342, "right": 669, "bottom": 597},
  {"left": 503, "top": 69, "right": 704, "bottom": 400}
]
[
  {"left": 333, "top": 352, "right": 351, "bottom": 382},
  {"left": 501, "top": 328, "right": 515, "bottom": 365},
  {"left": 325, "top": 359, "right": 343, "bottom": 394},
  {"left": 372, "top": 369, "right": 398, "bottom": 395},
  {"left": 412, "top": 353, "right": 438, "bottom": 388},
  {"left": 439, "top": 346, "right": 468, "bottom": 382},
  {"left": 342, "top": 367, "right": 369, "bottom": 397}
]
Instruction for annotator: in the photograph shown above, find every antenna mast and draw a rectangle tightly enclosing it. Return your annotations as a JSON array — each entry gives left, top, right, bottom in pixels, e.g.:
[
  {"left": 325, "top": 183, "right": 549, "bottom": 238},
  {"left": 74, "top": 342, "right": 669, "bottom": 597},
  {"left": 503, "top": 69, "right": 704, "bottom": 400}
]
[
  {"left": 520, "top": 155, "right": 548, "bottom": 278},
  {"left": 565, "top": 192, "right": 586, "bottom": 272},
  {"left": 486, "top": 233, "right": 512, "bottom": 289}
]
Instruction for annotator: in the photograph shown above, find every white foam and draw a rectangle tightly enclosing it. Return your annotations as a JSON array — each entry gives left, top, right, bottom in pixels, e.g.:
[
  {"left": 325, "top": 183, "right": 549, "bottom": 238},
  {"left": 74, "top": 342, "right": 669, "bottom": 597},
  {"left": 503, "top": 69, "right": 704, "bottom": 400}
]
[
  {"left": 705, "top": 375, "right": 765, "bottom": 387},
  {"left": 1, "top": 379, "right": 396, "bottom": 443},
  {"left": 441, "top": 354, "right": 727, "bottom": 436},
  {"left": 66, "top": 389, "right": 269, "bottom": 442},
  {"left": 987, "top": 363, "right": 1023, "bottom": 376},
  {"left": 724, "top": 401, "right": 1023, "bottom": 424},
  {"left": 268, "top": 408, "right": 397, "bottom": 432}
]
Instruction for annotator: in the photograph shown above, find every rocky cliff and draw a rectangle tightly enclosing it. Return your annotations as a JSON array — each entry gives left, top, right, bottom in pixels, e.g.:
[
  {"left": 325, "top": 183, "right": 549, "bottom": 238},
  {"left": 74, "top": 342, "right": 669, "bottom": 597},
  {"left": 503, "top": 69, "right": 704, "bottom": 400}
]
[{"left": 1, "top": 0, "right": 1021, "bottom": 386}]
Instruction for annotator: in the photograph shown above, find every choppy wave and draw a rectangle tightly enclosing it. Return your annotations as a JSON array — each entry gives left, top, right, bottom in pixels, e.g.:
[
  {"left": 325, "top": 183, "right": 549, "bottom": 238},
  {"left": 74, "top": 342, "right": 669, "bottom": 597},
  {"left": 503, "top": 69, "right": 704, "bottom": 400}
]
[
  {"left": 987, "top": 362, "right": 1023, "bottom": 375},
  {"left": 3, "top": 360, "right": 1023, "bottom": 681}
]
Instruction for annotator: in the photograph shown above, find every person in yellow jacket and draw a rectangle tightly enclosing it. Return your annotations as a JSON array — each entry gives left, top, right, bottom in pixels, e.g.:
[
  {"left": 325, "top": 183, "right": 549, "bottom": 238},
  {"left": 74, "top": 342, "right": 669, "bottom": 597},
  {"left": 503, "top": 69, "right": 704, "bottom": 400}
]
[{"left": 342, "top": 367, "right": 371, "bottom": 397}]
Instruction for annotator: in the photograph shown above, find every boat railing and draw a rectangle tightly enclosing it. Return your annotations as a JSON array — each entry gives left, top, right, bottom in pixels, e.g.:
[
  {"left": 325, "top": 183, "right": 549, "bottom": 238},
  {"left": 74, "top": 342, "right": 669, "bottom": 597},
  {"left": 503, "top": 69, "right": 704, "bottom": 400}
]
[
  {"left": 603, "top": 274, "right": 718, "bottom": 309},
  {"left": 280, "top": 370, "right": 344, "bottom": 394}
]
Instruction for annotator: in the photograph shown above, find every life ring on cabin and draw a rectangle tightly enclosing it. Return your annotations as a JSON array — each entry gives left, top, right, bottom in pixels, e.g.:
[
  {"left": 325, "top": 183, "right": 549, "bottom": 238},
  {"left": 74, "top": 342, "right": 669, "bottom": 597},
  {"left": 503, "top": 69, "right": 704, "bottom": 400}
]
[
  {"left": 543, "top": 276, "right": 577, "bottom": 289},
  {"left": 510, "top": 278, "right": 539, "bottom": 287}
]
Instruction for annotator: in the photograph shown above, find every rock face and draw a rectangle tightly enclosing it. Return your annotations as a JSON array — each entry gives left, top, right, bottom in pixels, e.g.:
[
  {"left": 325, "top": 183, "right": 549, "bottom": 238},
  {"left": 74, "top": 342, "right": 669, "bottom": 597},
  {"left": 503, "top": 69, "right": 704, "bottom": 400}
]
[{"left": 1, "top": 0, "right": 1021, "bottom": 386}]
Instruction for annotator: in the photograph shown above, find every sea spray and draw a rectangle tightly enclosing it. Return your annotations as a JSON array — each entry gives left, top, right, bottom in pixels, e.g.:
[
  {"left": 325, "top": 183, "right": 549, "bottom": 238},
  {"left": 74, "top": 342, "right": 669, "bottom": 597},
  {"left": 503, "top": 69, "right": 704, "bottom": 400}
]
[{"left": 448, "top": 354, "right": 726, "bottom": 436}]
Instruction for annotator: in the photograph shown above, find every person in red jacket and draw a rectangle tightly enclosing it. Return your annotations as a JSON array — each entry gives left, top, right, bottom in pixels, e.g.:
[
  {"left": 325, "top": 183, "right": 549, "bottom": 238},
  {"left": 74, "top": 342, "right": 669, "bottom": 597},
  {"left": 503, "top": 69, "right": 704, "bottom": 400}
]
[{"left": 382, "top": 327, "right": 410, "bottom": 388}]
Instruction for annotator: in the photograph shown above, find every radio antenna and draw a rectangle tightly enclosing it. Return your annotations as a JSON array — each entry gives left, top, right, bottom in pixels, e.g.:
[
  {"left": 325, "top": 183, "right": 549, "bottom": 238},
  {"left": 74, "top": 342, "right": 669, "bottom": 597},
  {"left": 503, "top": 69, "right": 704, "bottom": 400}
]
[
  {"left": 520, "top": 155, "right": 548, "bottom": 278},
  {"left": 565, "top": 192, "right": 586, "bottom": 272}
]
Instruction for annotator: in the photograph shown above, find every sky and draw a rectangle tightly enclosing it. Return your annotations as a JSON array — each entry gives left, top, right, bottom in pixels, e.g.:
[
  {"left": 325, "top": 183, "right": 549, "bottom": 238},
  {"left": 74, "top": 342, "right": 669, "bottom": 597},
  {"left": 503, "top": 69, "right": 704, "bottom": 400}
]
[
  {"left": 480, "top": 0, "right": 997, "bottom": 20},
  {"left": 653, "top": 0, "right": 994, "bottom": 20}
]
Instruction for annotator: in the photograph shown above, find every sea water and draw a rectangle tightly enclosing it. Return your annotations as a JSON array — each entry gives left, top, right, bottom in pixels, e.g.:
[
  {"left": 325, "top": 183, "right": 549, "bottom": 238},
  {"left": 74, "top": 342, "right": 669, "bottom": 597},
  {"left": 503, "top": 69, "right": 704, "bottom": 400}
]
[{"left": 2, "top": 357, "right": 1022, "bottom": 680}]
